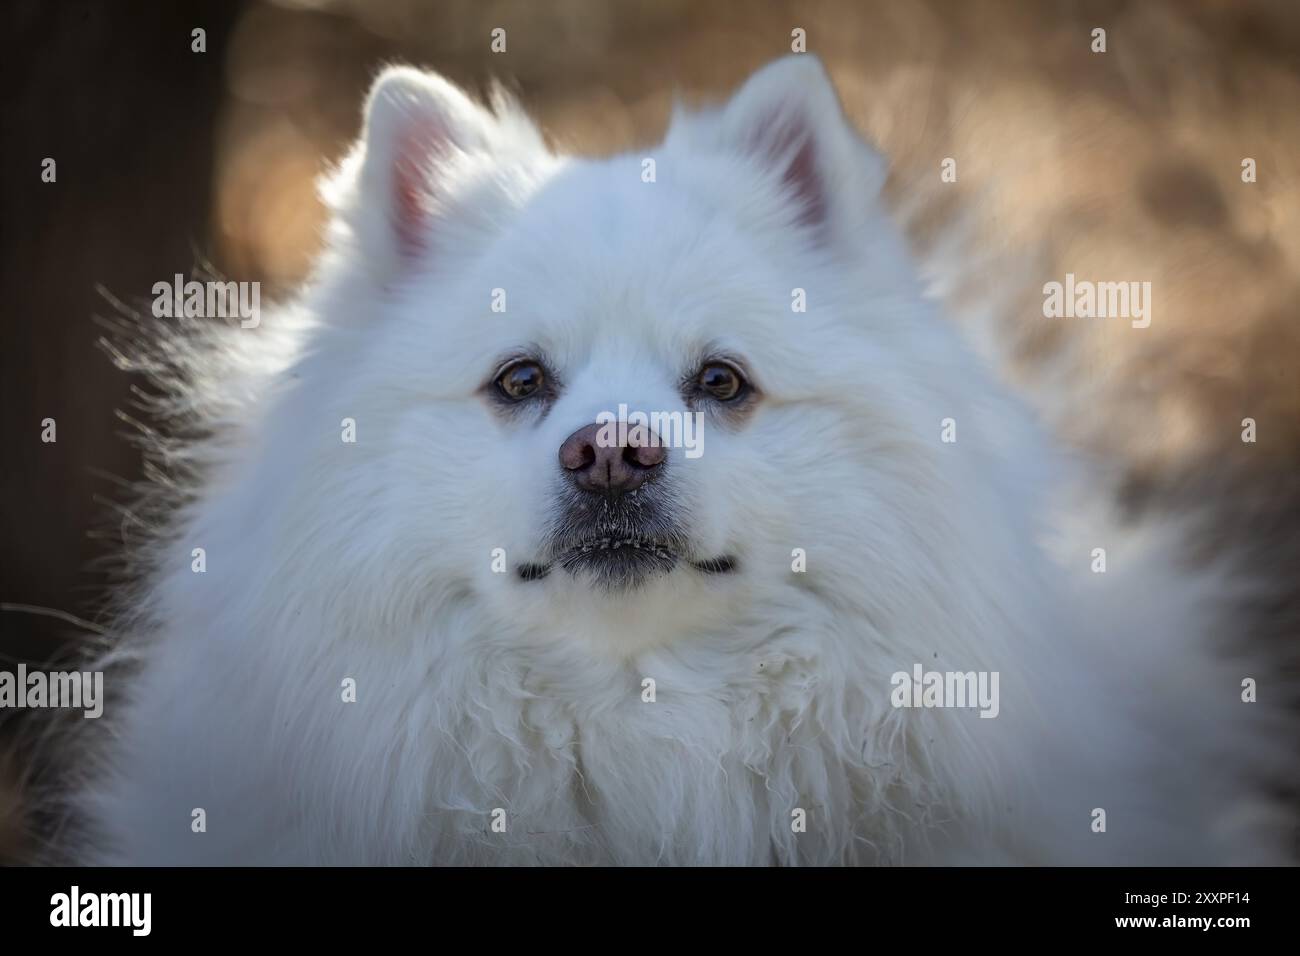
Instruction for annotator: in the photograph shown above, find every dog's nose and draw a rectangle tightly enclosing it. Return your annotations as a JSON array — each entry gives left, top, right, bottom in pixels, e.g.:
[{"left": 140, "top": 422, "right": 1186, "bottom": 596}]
[{"left": 559, "top": 422, "right": 665, "bottom": 494}]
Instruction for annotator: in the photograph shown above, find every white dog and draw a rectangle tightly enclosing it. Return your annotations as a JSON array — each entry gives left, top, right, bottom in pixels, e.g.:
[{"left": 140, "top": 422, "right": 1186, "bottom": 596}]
[{"left": 80, "top": 56, "right": 1290, "bottom": 864}]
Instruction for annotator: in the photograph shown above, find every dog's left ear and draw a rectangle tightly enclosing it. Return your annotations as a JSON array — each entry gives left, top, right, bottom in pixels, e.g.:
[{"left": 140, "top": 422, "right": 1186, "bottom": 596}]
[
  {"left": 322, "top": 66, "right": 546, "bottom": 282},
  {"left": 712, "top": 56, "right": 885, "bottom": 241}
]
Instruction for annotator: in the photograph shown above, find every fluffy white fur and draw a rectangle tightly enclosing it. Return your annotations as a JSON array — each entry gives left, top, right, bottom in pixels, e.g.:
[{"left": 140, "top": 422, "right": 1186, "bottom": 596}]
[{"left": 82, "top": 57, "right": 1290, "bottom": 865}]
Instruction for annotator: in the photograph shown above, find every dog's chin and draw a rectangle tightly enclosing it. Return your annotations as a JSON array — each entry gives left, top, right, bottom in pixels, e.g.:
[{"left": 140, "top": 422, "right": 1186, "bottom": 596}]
[{"left": 558, "top": 539, "right": 680, "bottom": 591}]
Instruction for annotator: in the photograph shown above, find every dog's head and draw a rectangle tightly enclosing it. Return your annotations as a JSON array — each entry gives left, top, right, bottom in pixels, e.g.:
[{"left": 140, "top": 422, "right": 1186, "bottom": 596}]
[{"left": 307, "top": 57, "right": 1016, "bottom": 650}]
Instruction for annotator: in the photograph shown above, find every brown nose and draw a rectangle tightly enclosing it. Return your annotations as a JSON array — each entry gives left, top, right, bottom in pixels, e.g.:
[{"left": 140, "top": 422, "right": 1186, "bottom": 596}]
[{"left": 559, "top": 421, "right": 666, "bottom": 494}]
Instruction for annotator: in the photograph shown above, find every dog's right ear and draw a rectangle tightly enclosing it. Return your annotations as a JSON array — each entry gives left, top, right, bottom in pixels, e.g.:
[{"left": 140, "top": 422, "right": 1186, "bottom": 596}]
[{"left": 322, "top": 67, "right": 511, "bottom": 280}]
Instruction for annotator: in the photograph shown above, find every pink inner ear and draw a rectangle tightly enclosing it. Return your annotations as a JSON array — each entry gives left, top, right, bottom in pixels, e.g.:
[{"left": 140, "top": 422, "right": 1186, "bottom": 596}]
[
  {"left": 782, "top": 131, "right": 825, "bottom": 230},
  {"left": 391, "top": 115, "right": 451, "bottom": 259},
  {"left": 750, "top": 113, "right": 826, "bottom": 231}
]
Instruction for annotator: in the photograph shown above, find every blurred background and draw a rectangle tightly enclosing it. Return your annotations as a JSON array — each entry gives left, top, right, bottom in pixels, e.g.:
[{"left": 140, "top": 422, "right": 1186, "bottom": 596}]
[{"left": 2, "top": 0, "right": 1298, "bottom": 863}]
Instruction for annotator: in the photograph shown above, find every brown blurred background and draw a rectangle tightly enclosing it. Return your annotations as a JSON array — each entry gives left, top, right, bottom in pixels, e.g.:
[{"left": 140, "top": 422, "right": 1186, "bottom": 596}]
[{"left": 2, "top": 0, "right": 1298, "bottom": 863}]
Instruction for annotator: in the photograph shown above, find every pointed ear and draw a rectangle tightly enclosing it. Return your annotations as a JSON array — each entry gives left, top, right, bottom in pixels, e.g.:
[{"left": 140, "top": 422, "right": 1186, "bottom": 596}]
[
  {"left": 713, "top": 56, "right": 884, "bottom": 240},
  {"left": 322, "top": 66, "right": 506, "bottom": 279}
]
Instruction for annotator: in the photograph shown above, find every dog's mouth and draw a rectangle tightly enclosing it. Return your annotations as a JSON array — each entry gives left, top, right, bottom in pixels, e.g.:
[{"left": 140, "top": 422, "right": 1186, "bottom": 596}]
[{"left": 517, "top": 534, "right": 736, "bottom": 588}]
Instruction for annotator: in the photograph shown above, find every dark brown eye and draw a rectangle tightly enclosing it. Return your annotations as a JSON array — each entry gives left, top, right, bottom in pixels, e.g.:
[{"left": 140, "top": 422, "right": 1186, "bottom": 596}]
[
  {"left": 496, "top": 360, "right": 545, "bottom": 400},
  {"left": 697, "top": 362, "right": 745, "bottom": 402}
]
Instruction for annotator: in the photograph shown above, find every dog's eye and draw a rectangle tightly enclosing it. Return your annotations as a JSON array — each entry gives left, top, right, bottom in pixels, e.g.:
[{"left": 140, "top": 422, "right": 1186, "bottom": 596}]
[
  {"left": 496, "top": 361, "right": 545, "bottom": 401},
  {"left": 697, "top": 362, "right": 745, "bottom": 402}
]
